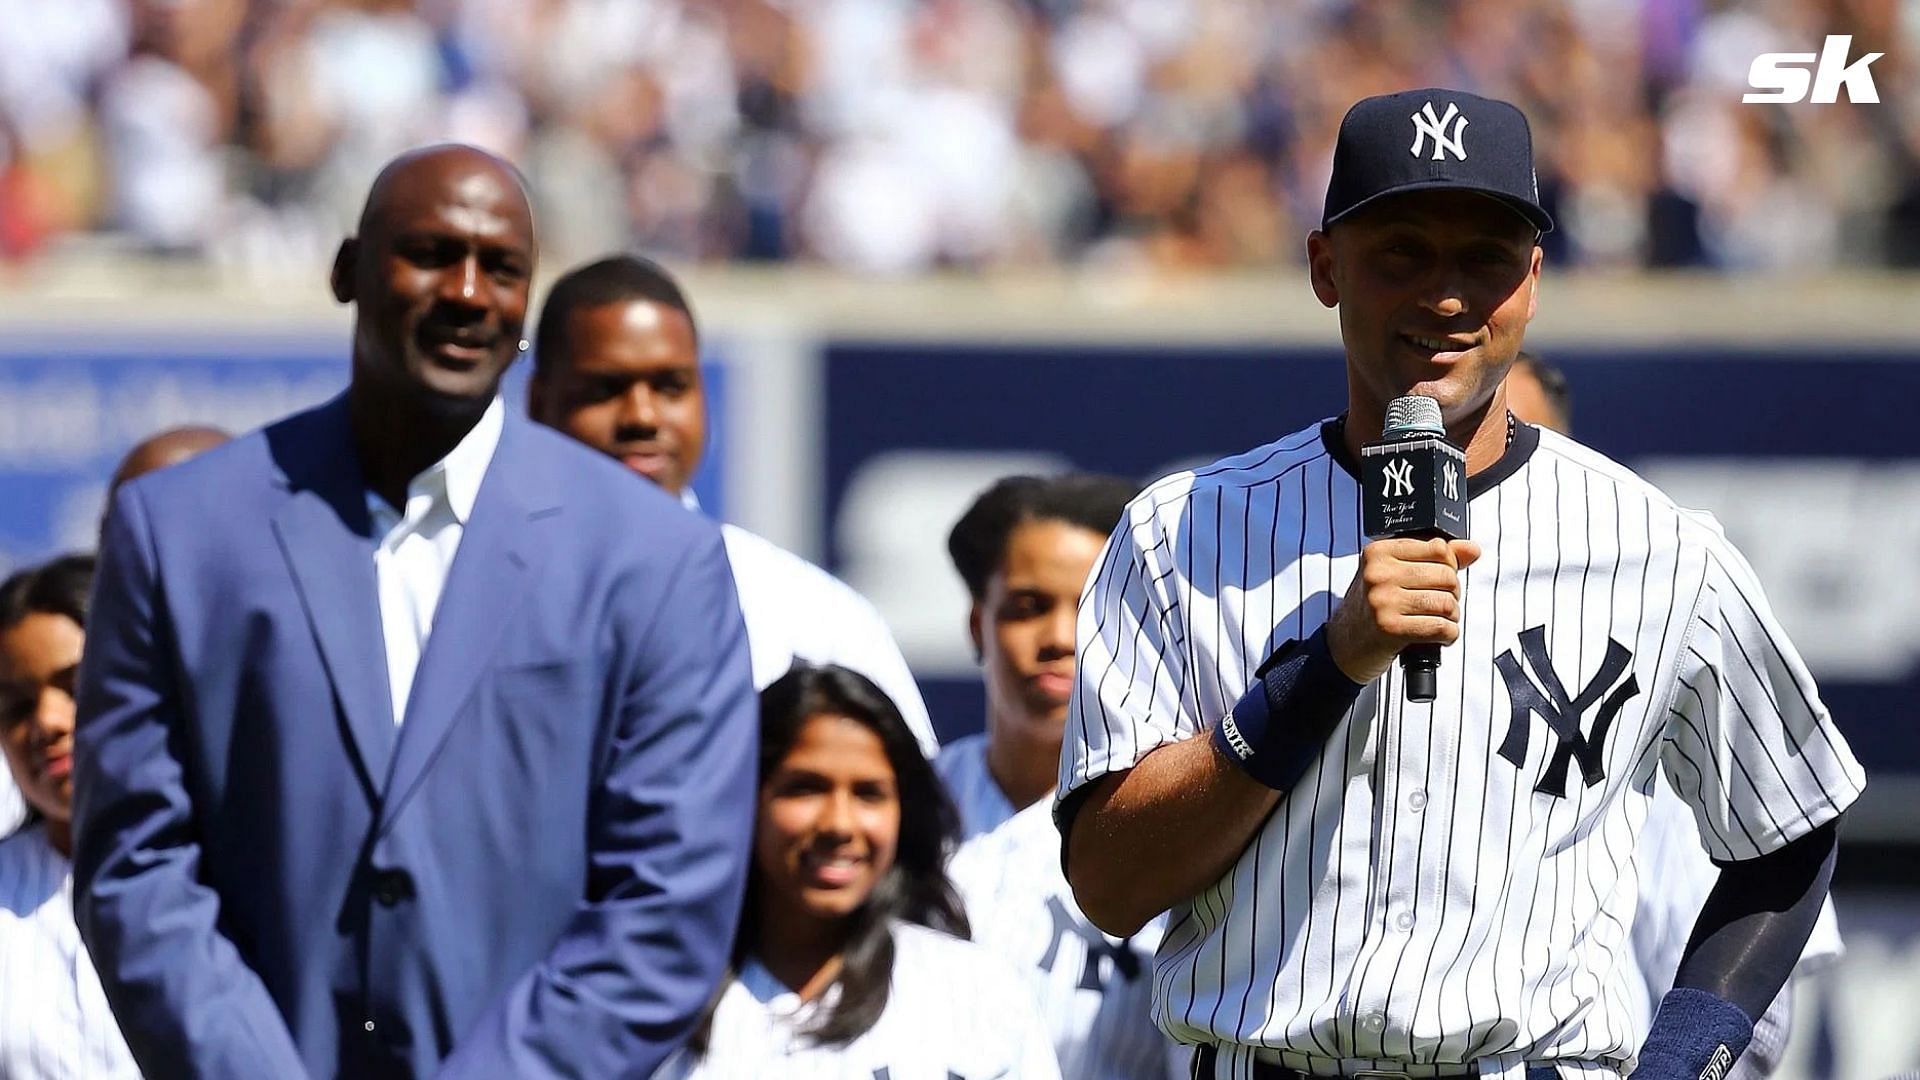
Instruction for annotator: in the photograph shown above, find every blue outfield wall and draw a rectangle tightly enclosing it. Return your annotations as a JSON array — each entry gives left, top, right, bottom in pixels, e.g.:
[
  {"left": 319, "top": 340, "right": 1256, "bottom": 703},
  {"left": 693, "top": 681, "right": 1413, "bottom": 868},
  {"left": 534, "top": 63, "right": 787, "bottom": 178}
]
[
  {"left": 0, "top": 339, "right": 731, "bottom": 574},
  {"left": 821, "top": 343, "right": 1920, "bottom": 782}
]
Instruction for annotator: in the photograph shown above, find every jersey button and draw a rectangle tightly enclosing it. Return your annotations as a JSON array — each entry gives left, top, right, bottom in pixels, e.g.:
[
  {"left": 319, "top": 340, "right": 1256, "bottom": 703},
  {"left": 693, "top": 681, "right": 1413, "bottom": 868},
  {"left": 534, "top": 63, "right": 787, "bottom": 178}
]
[
  {"left": 1407, "top": 790, "right": 1428, "bottom": 811},
  {"left": 1364, "top": 1013, "right": 1386, "bottom": 1032},
  {"left": 1394, "top": 911, "right": 1415, "bottom": 932}
]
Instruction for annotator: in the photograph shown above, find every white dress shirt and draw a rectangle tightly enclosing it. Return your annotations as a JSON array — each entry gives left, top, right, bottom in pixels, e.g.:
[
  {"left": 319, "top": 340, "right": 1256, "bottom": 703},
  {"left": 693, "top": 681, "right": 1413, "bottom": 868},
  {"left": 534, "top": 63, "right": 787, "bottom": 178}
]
[
  {"left": 684, "top": 491, "right": 937, "bottom": 756},
  {"left": 0, "top": 822, "right": 141, "bottom": 1079},
  {"left": 367, "top": 396, "right": 504, "bottom": 725}
]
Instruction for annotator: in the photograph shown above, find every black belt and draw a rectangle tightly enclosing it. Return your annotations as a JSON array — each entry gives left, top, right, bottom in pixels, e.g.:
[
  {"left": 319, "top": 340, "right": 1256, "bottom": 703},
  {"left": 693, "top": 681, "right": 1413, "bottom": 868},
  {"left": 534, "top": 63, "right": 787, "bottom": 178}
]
[{"left": 1191, "top": 1046, "right": 1566, "bottom": 1079}]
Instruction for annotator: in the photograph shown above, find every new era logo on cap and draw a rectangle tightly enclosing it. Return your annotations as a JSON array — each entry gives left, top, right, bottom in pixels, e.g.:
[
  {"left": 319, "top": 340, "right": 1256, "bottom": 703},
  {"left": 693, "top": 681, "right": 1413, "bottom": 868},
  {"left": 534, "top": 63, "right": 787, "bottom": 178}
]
[{"left": 1322, "top": 87, "right": 1553, "bottom": 233}]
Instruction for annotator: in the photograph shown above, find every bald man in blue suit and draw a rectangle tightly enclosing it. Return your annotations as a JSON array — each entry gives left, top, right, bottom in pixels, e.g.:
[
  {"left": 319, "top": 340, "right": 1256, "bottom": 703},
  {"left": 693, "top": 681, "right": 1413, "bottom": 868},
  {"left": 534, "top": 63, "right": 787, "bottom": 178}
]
[{"left": 72, "top": 145, "right": 757, "bottom": 1079}]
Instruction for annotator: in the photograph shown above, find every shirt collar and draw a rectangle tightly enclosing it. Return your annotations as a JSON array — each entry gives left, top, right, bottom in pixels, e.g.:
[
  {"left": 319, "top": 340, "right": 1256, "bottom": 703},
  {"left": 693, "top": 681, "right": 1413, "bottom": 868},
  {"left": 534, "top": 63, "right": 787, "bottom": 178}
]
[
  {"left": 680, "top": 487, "right": 701, "bottom": 512},
  {"left": 1320, "top": 411, "right": 1539, "bottom": 500},
  {"left": 440, "top": 395, "right": 505, "bottom": 524},
  {"left": 367, "top": 395, "right": 506, "bottom": 527}
]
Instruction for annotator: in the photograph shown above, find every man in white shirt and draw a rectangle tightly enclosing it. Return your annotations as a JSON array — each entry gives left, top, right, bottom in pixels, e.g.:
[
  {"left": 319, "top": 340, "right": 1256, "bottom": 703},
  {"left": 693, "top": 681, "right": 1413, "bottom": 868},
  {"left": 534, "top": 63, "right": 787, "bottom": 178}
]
[{"left": 528, "top": 254, "right": 938, "bottom": 755}]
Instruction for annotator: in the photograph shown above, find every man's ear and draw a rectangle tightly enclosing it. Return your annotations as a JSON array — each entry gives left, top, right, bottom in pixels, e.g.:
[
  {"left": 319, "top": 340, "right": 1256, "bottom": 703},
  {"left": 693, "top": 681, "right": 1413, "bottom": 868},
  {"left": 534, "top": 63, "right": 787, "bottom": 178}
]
[
  {"left": 1307, "top": 230, "right": 1339, "bottom": 309},
  {"left": 968, "top": 603, "right": 985, "bottom": 665},
  {"left": 330, "top": 239, "right": 357, "bottom": 304},
  {"left": 1523, "top": 244, "right": 1542, "bottom": 323}
]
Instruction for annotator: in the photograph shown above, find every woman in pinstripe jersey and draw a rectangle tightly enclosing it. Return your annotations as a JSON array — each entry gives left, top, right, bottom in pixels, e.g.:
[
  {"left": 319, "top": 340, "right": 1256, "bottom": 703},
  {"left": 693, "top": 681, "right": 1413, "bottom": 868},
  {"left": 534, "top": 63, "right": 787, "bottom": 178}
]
[{"left": 0, "top": 554, "right": 139, "bottom": 1078}]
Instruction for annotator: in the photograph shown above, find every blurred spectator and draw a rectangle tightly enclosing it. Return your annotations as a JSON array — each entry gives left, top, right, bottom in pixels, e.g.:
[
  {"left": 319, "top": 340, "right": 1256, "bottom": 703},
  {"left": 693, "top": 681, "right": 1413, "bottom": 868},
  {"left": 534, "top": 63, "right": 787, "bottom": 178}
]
[
  {"left": 0, "top": 554, "right": 142, "bottom": 1079},
  {"left": 107, "top": 424, "right": 231, "bottom": 496},
  {"left": 0, "top": 0, "right": 1914, "bottom": 273}
]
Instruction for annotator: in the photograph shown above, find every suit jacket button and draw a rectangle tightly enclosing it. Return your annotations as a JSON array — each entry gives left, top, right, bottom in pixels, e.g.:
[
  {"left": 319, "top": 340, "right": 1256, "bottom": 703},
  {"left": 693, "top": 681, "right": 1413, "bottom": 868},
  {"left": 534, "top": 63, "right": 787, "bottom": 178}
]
[{"left": 372, "top": 869, "right": 415, "bottom": 907}]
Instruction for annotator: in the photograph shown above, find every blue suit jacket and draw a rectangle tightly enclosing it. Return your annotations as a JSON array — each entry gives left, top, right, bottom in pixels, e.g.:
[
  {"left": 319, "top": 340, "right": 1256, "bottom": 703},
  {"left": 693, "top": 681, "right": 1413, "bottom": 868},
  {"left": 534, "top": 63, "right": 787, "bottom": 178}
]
[{"left": 72, "top": 394, "right": 758, "bottom": 1079}]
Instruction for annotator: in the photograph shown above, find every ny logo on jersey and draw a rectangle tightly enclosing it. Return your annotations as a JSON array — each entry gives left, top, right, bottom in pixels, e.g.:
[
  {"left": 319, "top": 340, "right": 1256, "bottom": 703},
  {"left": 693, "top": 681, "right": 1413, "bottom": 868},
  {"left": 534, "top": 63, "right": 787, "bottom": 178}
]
[
  {"left": 1495, "top": 626, "right": 1641, "bottom": 797},
  {"left": 1410, "top": 101, "right": 1469, "bottom": 161},
  {"left": 1382, "top": 457, "right": 1416, "bottom": 498},
  {"left": 1441, "top": 460, "right": 1460, "bottom": 501},
  {"left": 1038, "top": 895, "right": 1142, "bottom": 991}
]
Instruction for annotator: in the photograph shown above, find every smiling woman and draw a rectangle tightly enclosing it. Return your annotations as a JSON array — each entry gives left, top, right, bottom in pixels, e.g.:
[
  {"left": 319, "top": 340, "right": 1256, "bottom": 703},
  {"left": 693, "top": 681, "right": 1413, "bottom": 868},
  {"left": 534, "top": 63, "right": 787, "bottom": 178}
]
[
  {"left": 659, "top": 662, "right": 1062, "bottom": 1079},
  {"left": 0, "top": 554, "right": 140, "bottom": 1079}
]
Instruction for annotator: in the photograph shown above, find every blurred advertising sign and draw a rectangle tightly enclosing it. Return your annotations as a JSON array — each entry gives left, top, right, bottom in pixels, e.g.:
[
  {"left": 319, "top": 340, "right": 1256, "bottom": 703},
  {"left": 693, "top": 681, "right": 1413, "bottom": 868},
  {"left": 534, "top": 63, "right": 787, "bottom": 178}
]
[
  {"left": 819, "top": 342, "right": 1920, "bottom": 781},
  {"left": 0, "top": 338, "right": 730, "bottom": 573},
  {"left": 0, "top": 343, "right": 343, "bottom": 569}
]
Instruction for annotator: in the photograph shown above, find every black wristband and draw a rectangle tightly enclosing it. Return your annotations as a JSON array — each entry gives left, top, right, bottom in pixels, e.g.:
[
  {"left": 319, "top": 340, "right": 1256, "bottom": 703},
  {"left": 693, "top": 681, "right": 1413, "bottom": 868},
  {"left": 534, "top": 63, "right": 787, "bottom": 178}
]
[
  {"left": 1628, "top": 988, "right": 1755, "bottom": 1080},
  {"left": 1212, "top": 624, "right": 1364, "bottom": 791}
]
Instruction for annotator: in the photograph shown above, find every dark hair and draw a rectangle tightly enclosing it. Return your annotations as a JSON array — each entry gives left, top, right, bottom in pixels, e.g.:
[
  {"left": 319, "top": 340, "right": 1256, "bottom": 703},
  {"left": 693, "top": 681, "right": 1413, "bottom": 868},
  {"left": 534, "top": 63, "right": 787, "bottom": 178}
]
[
  {"left": 0, "top": 554, "right": 96, "bottom": 635},
  {"left": 1513, "top": 350, "right": 1573, "bottom": 432},
  {"left": 531, "top": 254, "right": 698, "bottom": 379},
  {"left": 691, "top": 662, "right": 967, "bottom": 1054},
  {"left": 947, "top": 473, "right": 1137, "bottom": 600}
]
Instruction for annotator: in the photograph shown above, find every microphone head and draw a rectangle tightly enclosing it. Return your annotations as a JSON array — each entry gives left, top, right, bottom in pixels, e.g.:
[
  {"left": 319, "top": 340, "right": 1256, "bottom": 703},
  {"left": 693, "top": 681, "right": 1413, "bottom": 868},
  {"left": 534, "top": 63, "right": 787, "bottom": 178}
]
[{"left": 1382, "top": 394, "right": 1444, "bottom": 440}]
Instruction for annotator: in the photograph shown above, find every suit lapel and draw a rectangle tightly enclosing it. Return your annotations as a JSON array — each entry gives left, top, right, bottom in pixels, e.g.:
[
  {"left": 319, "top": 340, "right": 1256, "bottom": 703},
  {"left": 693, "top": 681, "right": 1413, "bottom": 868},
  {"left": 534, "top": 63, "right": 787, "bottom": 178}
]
[
  {"left": 380, "top": 413, "right": 560, "bottom": 832},
  {"left": 269, "top": 397, "right": 396, "bottom": 798}
]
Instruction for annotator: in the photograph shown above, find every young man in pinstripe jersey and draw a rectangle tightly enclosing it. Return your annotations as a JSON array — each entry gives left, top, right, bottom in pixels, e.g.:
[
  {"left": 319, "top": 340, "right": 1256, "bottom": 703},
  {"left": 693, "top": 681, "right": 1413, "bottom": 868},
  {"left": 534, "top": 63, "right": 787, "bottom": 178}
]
[
  {"left": 935, "top": 473, "right": 1187, "bottom": 1079},
  {"left": 1057, "top": 89, "right": 1864, "bottom": 1080}
]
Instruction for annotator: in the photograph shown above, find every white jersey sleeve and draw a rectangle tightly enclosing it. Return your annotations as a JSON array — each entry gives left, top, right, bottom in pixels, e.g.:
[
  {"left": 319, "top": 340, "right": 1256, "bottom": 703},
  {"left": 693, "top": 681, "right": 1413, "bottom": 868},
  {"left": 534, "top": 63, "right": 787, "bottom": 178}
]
[
  {"left": 1660, "top": 518, "right": 1866, "bottom": 861},
  {"left": 0, "top": 776, "right": 22, "bottom": 838},
  {"left": 720, "top": 524, "right": 940, "bottom": 757},
  {"left": 819, "top": 591, "right": 940, "bottom": 758},
  {"left": 1058, "top": 506, "right": 1192, "bottom": 803}
]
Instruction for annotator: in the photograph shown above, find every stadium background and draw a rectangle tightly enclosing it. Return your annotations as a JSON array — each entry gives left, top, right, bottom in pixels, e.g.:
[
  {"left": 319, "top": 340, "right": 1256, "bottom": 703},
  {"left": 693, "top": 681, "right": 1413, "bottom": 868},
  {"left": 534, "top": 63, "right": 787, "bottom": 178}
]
[{"left": 1, "top": 0, "right": 1916, "bottom": 1077}]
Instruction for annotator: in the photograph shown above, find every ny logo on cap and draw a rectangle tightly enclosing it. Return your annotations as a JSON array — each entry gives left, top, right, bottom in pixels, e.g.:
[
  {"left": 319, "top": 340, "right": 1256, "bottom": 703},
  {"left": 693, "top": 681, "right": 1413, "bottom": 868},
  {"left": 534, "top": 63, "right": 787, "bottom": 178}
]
[{"left": 1410, "top": 101, "right": 1468, "bottom": 161}]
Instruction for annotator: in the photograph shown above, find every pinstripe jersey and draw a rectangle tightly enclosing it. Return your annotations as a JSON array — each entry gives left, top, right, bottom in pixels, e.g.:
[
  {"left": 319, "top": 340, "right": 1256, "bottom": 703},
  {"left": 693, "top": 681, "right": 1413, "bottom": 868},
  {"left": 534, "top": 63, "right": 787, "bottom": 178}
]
[
  {"left": 0, "top": 823, "right": 140, "bottom": 1079},
  {"left": 937, "top": 734, "right": 1187, "bottom": 1079},
  {"left": 655, "top": 920, "right": 1061, "bottom": 1080},
  {"left": 1057, "top": 419, "right": 1866, "bottom": 1079}
]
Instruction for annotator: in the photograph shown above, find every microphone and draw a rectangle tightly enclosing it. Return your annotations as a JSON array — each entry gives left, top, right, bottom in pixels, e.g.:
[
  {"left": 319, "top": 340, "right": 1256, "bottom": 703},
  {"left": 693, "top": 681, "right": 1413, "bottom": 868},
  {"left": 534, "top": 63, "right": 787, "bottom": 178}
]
[{"left": 1360, "top": 395, "right": 1469, "bottom": 703}]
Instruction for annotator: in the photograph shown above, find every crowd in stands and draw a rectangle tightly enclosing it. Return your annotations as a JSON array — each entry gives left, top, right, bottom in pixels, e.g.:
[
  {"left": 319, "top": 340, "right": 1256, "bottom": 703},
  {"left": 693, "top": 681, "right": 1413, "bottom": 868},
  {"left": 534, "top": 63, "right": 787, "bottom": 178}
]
[{"left": 2, "top": 0, "right": 1916, "bottom": 275}]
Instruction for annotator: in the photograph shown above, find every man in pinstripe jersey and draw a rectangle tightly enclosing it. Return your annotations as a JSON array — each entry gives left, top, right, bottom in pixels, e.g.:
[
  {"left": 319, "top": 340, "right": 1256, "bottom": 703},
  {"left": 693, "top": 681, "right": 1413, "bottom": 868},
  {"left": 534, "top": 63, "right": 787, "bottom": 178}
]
[{"left": 1056, "top": 89, "right": 1864, "bottom": 1080}]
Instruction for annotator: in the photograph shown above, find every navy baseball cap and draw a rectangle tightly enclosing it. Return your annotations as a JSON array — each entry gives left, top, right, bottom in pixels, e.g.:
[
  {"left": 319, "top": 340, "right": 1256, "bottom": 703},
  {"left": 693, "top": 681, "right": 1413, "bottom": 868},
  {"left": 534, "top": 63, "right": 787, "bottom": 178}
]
[{"left": 1322, "top": 88, "right": 1554, "bottom": 234}]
